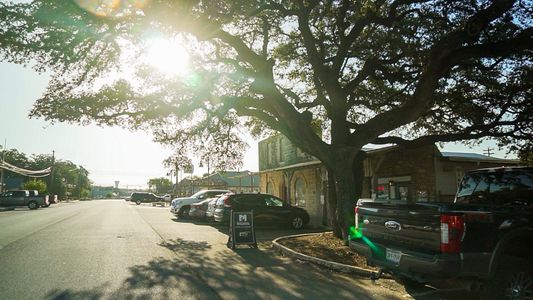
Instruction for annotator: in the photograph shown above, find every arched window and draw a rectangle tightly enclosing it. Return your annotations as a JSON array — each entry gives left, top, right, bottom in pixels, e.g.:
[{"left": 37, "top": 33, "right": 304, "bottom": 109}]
[
  {"left": 294, "top": 178, "right": 306, "bottom": 207},
  {"left": 266, "top": 181, "right": 274, "bottom": 195}
]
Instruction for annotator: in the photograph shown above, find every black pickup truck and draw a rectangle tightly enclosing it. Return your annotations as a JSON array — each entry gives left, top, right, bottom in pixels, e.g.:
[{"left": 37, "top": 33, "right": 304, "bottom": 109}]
[{"left": 349, "top": 166, "right": 533, "bottom": 298}]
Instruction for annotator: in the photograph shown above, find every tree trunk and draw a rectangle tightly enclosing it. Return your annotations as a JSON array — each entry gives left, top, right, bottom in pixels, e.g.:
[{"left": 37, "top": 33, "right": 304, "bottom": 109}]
[
  {"left": 326, "top": 168, "right": 341, "bottom": 237},
  {"left": 330, "top": 151, "right": 366, "bottom": 241}
]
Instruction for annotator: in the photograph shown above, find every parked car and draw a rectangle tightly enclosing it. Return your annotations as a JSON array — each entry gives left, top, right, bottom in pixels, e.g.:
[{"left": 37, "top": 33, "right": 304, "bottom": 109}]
[
  {"left": 349, "top": 166, "right": 533, "bottom": 298},
  {"left": 0, "top": 190, "right": 49, "bottom": 209},
  {"left": 189, "top": 198, "right": 214, "bottom": 220},
  {"left": 130, "top": 192, "right": 164, "bottom": 205},
  {"left": 170, "top": 189, "right": 231, "bottom": 218},
  {"left": 213, "top": 193, "right": 309, "bottom": 229},
  {"left": 29, "top": 190, "right": 50, "bottom": 207},
  {"left": 205, "top": 197, "right": 221, "bottom": 221},
  {"left": 162, "top": 194, "right": 172, "bottom": 202}
]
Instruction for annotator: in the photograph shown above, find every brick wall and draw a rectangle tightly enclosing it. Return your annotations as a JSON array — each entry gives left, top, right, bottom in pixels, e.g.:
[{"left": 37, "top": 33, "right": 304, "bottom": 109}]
[{"left": 367, "top": 145, "right": 438, "bottom": 201}]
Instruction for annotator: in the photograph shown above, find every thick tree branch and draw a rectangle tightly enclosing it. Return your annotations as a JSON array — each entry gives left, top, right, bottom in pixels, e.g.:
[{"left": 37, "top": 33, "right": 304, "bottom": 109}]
[{"left": 351, "top": 0, "right": 518, "bottom": 145}]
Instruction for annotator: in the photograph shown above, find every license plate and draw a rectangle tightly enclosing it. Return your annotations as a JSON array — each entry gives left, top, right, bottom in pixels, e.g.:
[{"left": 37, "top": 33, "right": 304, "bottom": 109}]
[{"left": 386, "top": 248, "right": 401, "bottom": 264}]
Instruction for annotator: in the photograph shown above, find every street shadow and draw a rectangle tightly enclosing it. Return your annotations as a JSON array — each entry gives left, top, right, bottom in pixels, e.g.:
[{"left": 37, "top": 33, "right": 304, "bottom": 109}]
[
  {"left": 147, "top": 237, "right": 399, "bottom": 299},
  {"left": 43, "top": 234, "right": 404, "bottom": 299}
]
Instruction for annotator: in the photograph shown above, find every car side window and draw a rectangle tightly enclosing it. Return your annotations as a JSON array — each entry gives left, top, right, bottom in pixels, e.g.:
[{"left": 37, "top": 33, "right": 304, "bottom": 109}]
[
  {"left": 490, "top": 171, "right": 533, "bottom": 206},
  {"left": 456, "top": 173, "right": 491, "bottom": 204},
  {"left": 234, "top": 195, "right": 265, "bottom": 207},
  {"left": 265, "top": 196, "right": 284, "bottom": 207}
]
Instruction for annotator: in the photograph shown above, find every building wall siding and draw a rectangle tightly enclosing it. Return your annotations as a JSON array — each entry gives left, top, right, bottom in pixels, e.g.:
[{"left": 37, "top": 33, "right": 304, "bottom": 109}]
[{"left": 260, "top": 165, "right": 325, "bottom": 227}]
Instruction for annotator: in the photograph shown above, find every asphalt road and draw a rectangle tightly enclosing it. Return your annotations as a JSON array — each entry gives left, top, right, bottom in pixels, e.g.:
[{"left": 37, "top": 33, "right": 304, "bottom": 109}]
[{"left": 0, "top": 200, "right": 463, "bottom": 300}]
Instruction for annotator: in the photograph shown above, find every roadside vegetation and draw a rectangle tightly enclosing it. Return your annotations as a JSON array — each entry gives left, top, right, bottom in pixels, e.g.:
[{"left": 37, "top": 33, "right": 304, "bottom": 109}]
[{"left": 0, "top": 148, "right": 91, "bottom": 199}]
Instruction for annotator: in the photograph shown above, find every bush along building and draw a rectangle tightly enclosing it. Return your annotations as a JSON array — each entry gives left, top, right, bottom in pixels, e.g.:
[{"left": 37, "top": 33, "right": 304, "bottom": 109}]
[{"left": 258, "top": 134, "right": 519, "bottom": 228}]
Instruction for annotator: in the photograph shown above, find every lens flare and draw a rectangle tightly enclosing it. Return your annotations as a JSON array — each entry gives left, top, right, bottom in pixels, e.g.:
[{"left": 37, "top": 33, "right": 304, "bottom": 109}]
[
  {"left": 73, "top": 0, "right": 150, "bottom": 17},
  {"left": 348, "top": 225, "right": 383, "bottom": 257},
  {"left": 145, "top": 38, "right": 190, "bottom": 77}
]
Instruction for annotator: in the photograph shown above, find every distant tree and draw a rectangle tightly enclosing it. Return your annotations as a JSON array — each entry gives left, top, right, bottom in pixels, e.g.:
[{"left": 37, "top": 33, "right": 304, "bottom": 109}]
[
  {"left": 1, "top": 0, "right": 531, "bottom": 238},
  {"left": 148, "top": 177, "right": 172, "bottom": 194},
  {"left": 31, "top": 155, "right": 91, "bottom": 199},
  {"left": 163, "top": 154, "right": 194, "bottom": 177},
  {"left": 1, "top": 149, "right": 30, "bottom": 180},
  {"left": 517, "top": 143, "right": 533, "bottom": 166},
  {"left": 22, "top": 180, "right": 47, "bottom": 194}
]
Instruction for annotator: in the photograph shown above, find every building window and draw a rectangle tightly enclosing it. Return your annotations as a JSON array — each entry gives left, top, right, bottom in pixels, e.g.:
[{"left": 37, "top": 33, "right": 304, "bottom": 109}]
[{"left": 294, "top": 178, "right": 306, "bottom": 207}]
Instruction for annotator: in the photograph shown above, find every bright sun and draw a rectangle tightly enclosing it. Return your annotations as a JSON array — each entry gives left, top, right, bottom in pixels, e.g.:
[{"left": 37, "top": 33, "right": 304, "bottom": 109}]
[{"left": 145, "top": 38, "right": 190, "bottom": 76}]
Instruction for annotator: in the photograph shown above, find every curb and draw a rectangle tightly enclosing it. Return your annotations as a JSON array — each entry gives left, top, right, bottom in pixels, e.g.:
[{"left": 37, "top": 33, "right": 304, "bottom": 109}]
[{"left": 272, "top": 232, "right": 374, "bottom": 277}]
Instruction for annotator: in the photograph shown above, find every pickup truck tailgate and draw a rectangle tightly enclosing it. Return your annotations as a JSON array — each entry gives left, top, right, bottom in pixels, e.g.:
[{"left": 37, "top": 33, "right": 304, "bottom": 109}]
[{"left": 357, "top": 200, "right": 442, "bottom": 255}]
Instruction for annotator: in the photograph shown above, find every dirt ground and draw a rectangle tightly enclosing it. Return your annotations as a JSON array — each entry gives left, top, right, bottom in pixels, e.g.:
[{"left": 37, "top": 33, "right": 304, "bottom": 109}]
[{"left": 277, "top": 232, "right": 377, "bottom": 270}]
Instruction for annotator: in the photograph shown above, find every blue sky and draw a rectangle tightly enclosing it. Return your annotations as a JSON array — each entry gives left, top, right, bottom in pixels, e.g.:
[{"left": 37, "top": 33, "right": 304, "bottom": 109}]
[{"left": 0, "top": 62, "right": 513, "bottom": 188}]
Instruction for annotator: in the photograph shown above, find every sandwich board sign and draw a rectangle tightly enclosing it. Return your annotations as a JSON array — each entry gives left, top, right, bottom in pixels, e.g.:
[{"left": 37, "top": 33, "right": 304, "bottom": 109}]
[{"left": 227, "top": 210, "right": 257, "bottom": 249}]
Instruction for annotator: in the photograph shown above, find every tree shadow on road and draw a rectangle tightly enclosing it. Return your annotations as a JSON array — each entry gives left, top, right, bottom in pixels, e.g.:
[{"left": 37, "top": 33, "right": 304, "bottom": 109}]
[
  {"left": 45, "top": 237, "right": 406, "bottom": 300},
  {"left": 151, "top": 237, "right": 401, "bottom": 299}
]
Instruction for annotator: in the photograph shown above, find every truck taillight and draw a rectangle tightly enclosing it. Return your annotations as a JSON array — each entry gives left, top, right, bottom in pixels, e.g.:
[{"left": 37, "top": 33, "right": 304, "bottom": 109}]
[{"left": 440, "top": 214, "right": 465, "bottom": 254}]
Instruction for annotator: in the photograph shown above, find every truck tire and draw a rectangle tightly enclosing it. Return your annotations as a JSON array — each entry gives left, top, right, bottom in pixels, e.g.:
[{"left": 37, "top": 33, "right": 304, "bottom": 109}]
[
  {"left": 28, "top": 201, "right": 39, "bottom": 210},
  {"left": 136, "top": 200, "right": 141, "bottom": 205},
  {"left": 486, "top": 255, "right": 533, "bottom": 299}
]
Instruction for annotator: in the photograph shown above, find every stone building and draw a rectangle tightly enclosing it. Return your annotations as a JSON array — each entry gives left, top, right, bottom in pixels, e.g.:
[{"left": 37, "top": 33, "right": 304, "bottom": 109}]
[{"left": 258, "top": 134, "right": 519, "bottom": 227}]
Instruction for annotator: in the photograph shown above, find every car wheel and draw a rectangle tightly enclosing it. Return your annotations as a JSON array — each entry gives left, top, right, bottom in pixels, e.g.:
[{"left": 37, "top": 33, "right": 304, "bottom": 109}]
[
  {"left": 486, "top": 256, "right": 533, "bottom": 299},
  {"left": 179, "top": 206, "right": 190, "bottom": 219},
  {"left": 290, "top": 215, "right": 304, "bottom": 229},
  {"left": 28, "top": 201, "right": 39, "bottom": 210},
  {"left": 135, "top": 200, "right": 141, "bottom": 205}
]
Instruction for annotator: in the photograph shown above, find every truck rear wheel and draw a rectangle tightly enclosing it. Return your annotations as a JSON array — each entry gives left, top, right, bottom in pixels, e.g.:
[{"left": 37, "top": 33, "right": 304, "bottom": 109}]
[
  {"left": 487, "top": 256, "right": 533, "bottom": 299},
  {"left": 28, "top": 201, "right": 39, "bottom": 210}
]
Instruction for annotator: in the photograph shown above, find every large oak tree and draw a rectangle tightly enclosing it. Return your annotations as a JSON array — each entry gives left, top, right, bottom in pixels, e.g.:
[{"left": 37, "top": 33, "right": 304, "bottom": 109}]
[{"left": 1, "top": 0, "right": 531, "bottom": 238}]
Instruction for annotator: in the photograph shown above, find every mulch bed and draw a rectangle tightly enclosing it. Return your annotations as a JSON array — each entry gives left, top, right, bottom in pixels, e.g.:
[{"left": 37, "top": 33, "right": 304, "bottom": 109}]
[{"left": 277, "top": 232, "right": 377, "bottom": 271}]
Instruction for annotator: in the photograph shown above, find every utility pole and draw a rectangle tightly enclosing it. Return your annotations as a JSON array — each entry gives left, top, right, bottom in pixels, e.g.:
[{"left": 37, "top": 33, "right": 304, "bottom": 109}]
[
  {"left": 484, "top": 147, "right": 494, "bottom": 157},
  {"left": 0, "top": 139, "right": 6, "bottom": 194},
  {"left": 175, "top": 161, "right": 179, "bottom": 195},
  {"left": 49, "top": 150, "right": 55, "bottom": 196}
]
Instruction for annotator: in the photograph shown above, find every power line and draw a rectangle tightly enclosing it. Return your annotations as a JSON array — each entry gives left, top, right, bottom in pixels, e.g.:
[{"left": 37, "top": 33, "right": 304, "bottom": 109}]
[{"left": 483, "top": 147, "right": 494, "bottom": 157}]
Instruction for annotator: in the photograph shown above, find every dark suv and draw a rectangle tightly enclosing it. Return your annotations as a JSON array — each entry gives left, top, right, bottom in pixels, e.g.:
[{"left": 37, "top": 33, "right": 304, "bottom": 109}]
[
  {"left": 213, "top": 193, "right": 310, "bottom": 229},
  {"left": 130, "top": 192, "right": 164, "bottom": 205}
]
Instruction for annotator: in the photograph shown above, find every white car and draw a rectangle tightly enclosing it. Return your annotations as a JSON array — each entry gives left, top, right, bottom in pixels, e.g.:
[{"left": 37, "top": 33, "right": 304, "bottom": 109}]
[{"left": 170, "top": 189, "right": 230, "bottom": 218}]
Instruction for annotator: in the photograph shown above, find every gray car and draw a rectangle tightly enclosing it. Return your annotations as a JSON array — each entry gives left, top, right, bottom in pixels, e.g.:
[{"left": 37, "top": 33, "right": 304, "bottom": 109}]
[
  {"left": 204, "top": 197, "right": 221, "bottom": 221},
  {"left": 0, "top": 190, "right": 49, "bottom": 209}
]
